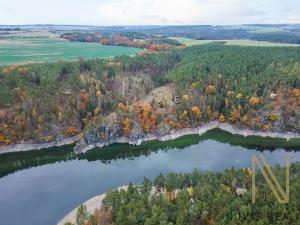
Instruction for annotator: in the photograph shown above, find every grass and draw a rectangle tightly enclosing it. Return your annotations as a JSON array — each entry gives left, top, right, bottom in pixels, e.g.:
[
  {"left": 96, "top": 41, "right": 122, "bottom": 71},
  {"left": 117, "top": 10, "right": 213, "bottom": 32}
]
[
  {"left": 170, "top": 37, "right": 300, "bottom": 47},
  {"left": 0, "top": 37, "right": 141, "bottom": 66}
]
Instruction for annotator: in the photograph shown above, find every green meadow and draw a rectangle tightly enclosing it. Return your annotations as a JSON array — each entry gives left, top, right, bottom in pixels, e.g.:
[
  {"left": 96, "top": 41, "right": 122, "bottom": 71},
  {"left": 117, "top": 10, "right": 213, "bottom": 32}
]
[
  {"left": 170, "top": 36, "right": 300, "bottom": 47},
  {"left": 0, "top": 38, "right": 141, "bottom": 66}
]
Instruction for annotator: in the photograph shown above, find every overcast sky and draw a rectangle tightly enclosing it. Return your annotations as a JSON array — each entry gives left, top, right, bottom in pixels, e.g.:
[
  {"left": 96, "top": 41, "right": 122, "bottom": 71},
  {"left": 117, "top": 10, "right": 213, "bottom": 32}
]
[{"left": 0, "top": 0, "right": 299, "bottom": 25}]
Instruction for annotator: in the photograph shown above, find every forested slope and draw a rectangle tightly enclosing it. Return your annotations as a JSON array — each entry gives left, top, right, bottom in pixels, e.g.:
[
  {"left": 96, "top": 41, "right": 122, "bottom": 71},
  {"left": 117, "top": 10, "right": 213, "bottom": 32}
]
[
  {"left": 71, "top": 162, "right": 300, "bottom": 225},
  {"left": 165, "top": 44, "right": 300, "bottom": 131},
  {"left": 0, "top": 44, "right": 299, "bottom": 146}
]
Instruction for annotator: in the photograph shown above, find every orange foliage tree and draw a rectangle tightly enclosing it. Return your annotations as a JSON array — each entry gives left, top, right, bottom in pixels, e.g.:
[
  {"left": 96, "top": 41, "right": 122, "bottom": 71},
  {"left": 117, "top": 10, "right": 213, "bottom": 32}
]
[
  {"left": 64, "top": 126, "right": 79, "bottom": 137},
  {"left": 2, "top": 65, "right": 17, "bottom": 75},
  {"left": 0, "top": 134, "right": 11, "bottom": 145},
  {"left": 134, "top": 103, "right": 159, "bottom": 133},
  {"left": 230, "top": 108, "right": 240, "bottom": 123},
  {"left": 79, "top": 90, "right": 90, "bottom": 110}
]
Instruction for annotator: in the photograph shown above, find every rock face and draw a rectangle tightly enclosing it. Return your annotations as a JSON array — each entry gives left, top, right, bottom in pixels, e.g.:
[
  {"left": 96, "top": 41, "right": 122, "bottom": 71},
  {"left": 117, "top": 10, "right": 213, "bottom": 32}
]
[
  {"left": 73, "top": 118, "right": 300, "bottom": 154},
  {"left": 129, "top": 121, "right": 146, "bottom": 144},
  {"left": 156, "top": 123, "right": 171, "bottom": 138},
  {"left": 74, "top": 113, "right": 121, "bottom": 154}
]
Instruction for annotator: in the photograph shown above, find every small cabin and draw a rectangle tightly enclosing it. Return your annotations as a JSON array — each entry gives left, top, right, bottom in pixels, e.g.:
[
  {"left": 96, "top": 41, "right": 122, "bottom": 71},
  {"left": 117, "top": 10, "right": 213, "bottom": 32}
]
[
  {"left": 63, "top": 88, "right": 71, "bottom": 95},
  {"left": 173, "top": 95, "right": 180, "bottom": 104},
  {"left": 236, "top": 188, "right": 247, "bottom": 196},
  {"left": 270, "top": 92, "right": 277, "bottom": 100}
]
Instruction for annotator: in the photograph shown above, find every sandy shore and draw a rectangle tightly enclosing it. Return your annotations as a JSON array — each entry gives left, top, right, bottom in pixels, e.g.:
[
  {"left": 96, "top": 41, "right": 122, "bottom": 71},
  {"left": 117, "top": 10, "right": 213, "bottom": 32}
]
[
  {"left": 1, "top": 122, "right": 299, "bottom": 155},
  {"left": 57, "top": 186, "right": 128, "bottom": 225}
]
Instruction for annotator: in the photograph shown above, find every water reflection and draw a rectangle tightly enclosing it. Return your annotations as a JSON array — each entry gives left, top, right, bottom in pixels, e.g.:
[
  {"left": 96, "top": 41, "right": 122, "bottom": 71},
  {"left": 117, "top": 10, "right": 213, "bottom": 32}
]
[
  {"left": 0, "top": 129, "right": 299, "bottom": 225},
  {"left": 1, "top": 129, "right": 299, "bottom": 178}
]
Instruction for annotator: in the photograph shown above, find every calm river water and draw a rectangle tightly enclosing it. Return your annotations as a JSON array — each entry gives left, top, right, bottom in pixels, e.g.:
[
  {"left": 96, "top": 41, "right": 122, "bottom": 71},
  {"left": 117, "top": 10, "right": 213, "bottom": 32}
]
[{"left": 0, "top": 129, "right": 299, "bottom": 225}]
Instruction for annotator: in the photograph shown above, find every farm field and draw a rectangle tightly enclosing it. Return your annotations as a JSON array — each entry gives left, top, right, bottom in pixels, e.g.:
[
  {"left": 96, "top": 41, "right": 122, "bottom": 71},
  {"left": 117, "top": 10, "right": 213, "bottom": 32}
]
[
  {"left": 0, "top": 37, "right": 141, "bottom": 65},
  {"left": 170, "top": 37, "right": 300, "bottom": 47}
]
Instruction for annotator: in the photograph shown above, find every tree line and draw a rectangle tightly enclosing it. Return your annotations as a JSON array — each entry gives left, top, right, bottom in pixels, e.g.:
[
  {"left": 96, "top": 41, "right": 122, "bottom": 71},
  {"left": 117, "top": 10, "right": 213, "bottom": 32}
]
[{"left": 68, "top": 161, "right": 300, "bottom": 225}]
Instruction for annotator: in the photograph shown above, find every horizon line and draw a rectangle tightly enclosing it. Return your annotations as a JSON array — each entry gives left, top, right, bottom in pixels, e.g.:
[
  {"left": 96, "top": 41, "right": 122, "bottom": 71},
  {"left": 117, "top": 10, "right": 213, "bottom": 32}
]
[{"left": 0, "top": 23, "right": 300, "bottom": 27}]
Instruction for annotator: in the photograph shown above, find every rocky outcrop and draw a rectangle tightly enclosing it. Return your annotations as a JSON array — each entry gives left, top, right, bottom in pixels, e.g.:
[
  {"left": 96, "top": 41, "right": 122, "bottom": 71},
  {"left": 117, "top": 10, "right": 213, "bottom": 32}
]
[
  {"left": 3, "top": 121, "right": 299, "bottom": 155},
  {"left": 156, "top": 123, "right": 171, "bottom": 137},
  {"left": 74, "top": 121, "right": 300, "bottom": 154},
  {"left": 74, "top": 113, "right": 121, "bottom": 154},
  {"left": 128, "top": 121, "right": 146, "bottom": 145}
]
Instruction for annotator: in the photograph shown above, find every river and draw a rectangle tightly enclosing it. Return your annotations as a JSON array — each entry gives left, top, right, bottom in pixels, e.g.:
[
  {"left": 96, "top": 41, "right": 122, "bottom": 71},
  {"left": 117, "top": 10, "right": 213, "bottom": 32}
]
[{"left": 0, "top": 129, "right": 299, "bottom": 225}]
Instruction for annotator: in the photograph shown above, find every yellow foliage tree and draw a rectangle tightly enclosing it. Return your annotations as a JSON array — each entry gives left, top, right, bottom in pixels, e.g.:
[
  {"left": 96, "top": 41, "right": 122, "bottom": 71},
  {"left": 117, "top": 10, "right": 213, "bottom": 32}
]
[
  {"left": 191, "top": 82, "right": 198, "bottom": 90},
  {"left": 96, "top": 90, "right": 101, "bottom": 97},
  {"left": 219, "top": 114, "right": 225, "bottom": 122},
  {"left": 206, "top": 85, "right": 217, "bottom": 94},
  {"left": 121, "top": 117, "right": 131, "bottom": 136},
  {"left": 182, "top": 95, "right": 189, "bottom": 102},
  {"left": 32, "top": 108, "right": 37, "bottom": 117},
  {"left": 79, "top": 75, "right": 86, "bottom": 84},
  {"left": 235, "top": 93, "right": 243, "bottom": 99},
  {"left": 249, "top": 96, "right": 260, "bottom": 106},
  {"left": 241, "top": 115, "right": 248, "bottom": 124},
  {"left": 227, "top": 91, "right": 234, "bottom": 97},
  {"left": 2, "top": 65, "right": 17, "bottom": 75},
  {"left": 268, "top": 113, "right": 278, "bottom": 122},
  {"left": 94, "top": 107, "right": 100, "bottom": 116},
  {"left": 117, "top": 103, "right": 128, "bottom": 112},
  {"left": 180, "top": 110, "right": 189, "bottom": 121},
  {"left": 17, "top": 67, "right": 28, "bottom": 76},
  {"left": 191, "top": 106, "right": 202, "bottom": 120}
]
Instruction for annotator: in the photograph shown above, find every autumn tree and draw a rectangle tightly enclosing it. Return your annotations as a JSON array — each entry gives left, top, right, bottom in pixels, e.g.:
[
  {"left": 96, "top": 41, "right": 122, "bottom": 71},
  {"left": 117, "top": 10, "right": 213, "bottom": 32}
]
[
  {"left": 219, "top": 114, "right": 225, "bottom": 122},
  {"left": 249, "top": 96, "right": 260, "bottom": 107},
  {"left": 64, "top": 126, "right": 79, "bottom": 137},
  {"left": 134, "top": 103, "right": 159, "bottom": 133},
  {"left": 206, "top": 85, "right": 217, "bottom": 94},
  {"left": 120, "top": 117, "right": 131, "bottom": 136},
  {"left": 191, "top": 106, "right": 202, "bottom": 121},
  {"left": 230, "top": 108, "right": 240, "bottom": 123}
]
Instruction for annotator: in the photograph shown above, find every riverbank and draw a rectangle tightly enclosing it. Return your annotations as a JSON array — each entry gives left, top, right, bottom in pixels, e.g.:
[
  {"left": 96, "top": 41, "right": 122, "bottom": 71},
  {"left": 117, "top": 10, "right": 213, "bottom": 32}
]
[
  {"left": 0, "top": 135, "right": 80, "bottom": 155},
  {"left": 75, "top": 121, "right": 300, "bottom": 154},
  {"left": 1, "top": 121, "right": 299, "bottom": 155},
  {"left": 57, "top": 186, "right": 128, "bottom": 225}
]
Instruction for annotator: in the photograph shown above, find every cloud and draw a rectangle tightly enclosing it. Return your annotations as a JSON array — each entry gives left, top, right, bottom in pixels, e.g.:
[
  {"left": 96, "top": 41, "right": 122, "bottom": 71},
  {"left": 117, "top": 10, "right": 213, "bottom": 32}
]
[
  {"left": 93, "top": 0, "right": 300, "bottom": 25},
  {"left": 0, "top": 0, "right": 299, "bottom": 25}
]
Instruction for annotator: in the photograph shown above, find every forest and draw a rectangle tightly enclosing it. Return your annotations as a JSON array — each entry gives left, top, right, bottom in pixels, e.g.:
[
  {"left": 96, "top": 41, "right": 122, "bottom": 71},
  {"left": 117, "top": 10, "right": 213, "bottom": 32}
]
[
  {"left": 60, "top": 25, "right": 300, "bottom": 44},
  {"left": 0, "top": 43, "right": 299, "bottom": 146},
  {"left": 61, "top": 32, "right": 182, "bottom": 51},
  {"left": 68, "top": 161, "right": 300, "bottom": 225}
]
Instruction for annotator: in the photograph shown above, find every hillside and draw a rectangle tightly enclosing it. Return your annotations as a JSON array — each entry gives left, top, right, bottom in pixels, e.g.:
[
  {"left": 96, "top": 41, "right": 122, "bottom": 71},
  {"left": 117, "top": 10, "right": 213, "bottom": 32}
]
[
  {"left": 0, "top": 43, "right": 299, "bottom": 147},
  {"left": 67, "top": 162, "right": 300, "bottom": 225}
]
